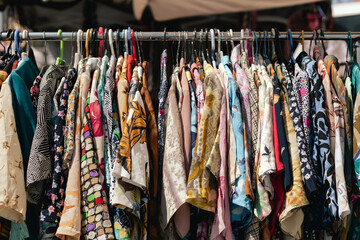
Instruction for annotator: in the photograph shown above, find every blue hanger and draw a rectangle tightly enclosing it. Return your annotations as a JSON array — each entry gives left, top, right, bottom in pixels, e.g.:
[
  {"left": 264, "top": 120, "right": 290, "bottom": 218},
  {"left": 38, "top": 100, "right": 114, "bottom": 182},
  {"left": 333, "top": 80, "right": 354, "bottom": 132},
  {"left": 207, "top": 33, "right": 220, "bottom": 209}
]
[
  {"left": 288, "top": 29, "right": 295, "bottom": 65},
  {"left": 14, "top": 29, "right": 21, "bottom": 58},
  {"left": 128, "top": 27, "right": 132, "bottom": 55}
]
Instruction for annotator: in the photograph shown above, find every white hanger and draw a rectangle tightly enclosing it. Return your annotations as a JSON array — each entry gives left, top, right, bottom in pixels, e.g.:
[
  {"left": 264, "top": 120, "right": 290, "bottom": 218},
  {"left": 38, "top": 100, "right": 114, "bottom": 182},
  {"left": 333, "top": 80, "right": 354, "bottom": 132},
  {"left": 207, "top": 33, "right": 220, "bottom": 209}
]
[
  {"left": 124, "top": 29, "right": 129, "bottom": 55},
  {"left": 21, "top": 30, "right": 28, "bottom": 60},
  {"left": 240, "top": 29, "right": 245, "bottom": 54},
  {"left": 108, "top": 29, "right": 115, "bottom": 57},
  {"left": 229, "top": 29, "right": 235, "bottom": 50},
  {"left": 217, "top": 29, "right": 223, "bottom": 60},
  {"left": 74, "top": 29, "right": 82, "bottom": 69}
]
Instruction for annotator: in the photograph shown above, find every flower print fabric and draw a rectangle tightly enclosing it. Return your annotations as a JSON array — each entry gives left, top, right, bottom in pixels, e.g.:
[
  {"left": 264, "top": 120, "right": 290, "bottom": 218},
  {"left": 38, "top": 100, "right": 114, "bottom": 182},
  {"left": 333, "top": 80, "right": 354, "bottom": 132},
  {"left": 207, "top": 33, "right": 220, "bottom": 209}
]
[
  {"left": 0, "top": 80, "right": 27, "bottom": 223},
  {"left": 63, "top": 59, "right": 87, "bottom": 170},
  {"left": 27, "top": 64, "right": 66, "bottom": 204},
  {"left": 80, "top": 99, "right": 114, "bottom": 239},
  {"left": 159, "top": 67, "right": 188, "bottom": 232},
  {"left": 220, "top": 56, "right": 252, "bottom": 236},
  {"left": 56, "top": 60, "right": 87, "bottom": 240},
  {"left": 282, "top": 63, "right": 318, "bottom": 201},
  {"left": 158, "top": 50, "right": 168, "bottom": 183},
  {"left": 30, "top": 75, "right": 42, "bottom": 112},
  {"left": 275, "top": 63, "right": 309, "bottom": 239},
  {"left": 190, "top": 63, "right": 205, "bottom": 125},
  {"left": 186, "top": 60, "right": 222, "bottom": 212},
  {"left": 211, "top": 62, "right": 233, "bottom": 240},
  {"left": 90, "top": 68, "right": 105, "bottom": 187},
  {"left": 40, "top": 69, "right": 77, "bottom": 229}
]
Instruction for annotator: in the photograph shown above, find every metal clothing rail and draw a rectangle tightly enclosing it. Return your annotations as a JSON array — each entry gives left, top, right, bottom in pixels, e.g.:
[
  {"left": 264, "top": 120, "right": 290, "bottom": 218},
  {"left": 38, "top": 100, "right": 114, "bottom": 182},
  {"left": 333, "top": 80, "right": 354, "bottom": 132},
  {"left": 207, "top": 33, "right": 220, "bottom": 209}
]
[{"left": 0, "top": 31, "right": 359, "bottom": 41}]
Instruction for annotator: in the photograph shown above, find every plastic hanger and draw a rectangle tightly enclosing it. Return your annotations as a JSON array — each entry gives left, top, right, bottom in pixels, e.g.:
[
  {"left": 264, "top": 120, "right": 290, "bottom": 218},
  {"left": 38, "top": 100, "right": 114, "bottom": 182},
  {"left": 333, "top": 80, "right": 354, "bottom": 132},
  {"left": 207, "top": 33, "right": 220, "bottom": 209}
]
[
  {"left": 108, "top": 29, "right": 115, "bottom": 57},
  {"left": 92, "top": 28, "right": 97, "bottom": 57},
  {"left": 254, "top": 31, "right": 259, "bottom": 64},
  {"left": 128, "top": 27, "right": 132, "bottom": 56},
  {"left": 56, "top": 29, "right": 65, "bottom": 65},
  {"left": 210, "top": 29, "right": 216, "bottom": 67},
  {"left": 85, "top": 29, "right": 90, "bottom": 58},
  {"left": 14, "top": 29, "right": 21, "bottom": 59},
  {"left": 240, "top": 29, "right": 245, "bottom": 54},
  {"left": 217, "top": 29, "right": 223, "bottom": 63},
  {"left": 183, "top": 31, "right": 187, "bottom": 62},
  {"left": 288, "top": 29, "right": 295, "bottom": 65},
  {"left": 199, "top": 29, "right": 205, "bottom": 62},
  {"left": 124, "top": 29, "right": 129, "bottom": 55},
  {"left": 131, "top": 29, "right": 137, "bottom": 62},
  {"left": 301, "top": 30, "right": 305, "bottom": 52},
  {"left": 190, "top": 29, "right": 196, "bottom": 63},
  {"left": 103, "top": 29, "right": 108, "bottom": 57},
  {"left": 89, "top": 28, "right": 94, "bottom": 57},
  {"left": 74, "top": 29, "right": 82, "bottom": 69},
  {"left": 98, "top": 27, "right": 103, "bottom": 57}
]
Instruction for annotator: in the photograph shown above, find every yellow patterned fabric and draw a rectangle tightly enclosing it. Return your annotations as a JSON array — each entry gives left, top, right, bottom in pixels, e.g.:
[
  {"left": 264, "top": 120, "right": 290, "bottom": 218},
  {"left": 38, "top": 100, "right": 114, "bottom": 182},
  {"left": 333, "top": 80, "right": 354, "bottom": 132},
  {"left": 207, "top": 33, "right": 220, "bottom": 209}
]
[{"left": 186, "top": 61, "right": 223, "bottom": 212}]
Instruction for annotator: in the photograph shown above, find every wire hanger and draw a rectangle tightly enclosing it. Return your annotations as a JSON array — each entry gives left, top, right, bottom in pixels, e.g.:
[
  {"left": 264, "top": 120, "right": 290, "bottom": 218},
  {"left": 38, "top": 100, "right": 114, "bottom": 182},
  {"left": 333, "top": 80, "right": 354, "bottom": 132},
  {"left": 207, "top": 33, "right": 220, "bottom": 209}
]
[
  {"left": 301, "top": 30, "right": 305, "bottom": 52},
  {"left": 135, "top": 31, "right": 142, "bottom": 64},
  {"left": 56, "top": 29, "right": 64, "bottom": 65},
  {"left": 319, "top": 29, "right": 328, "bottom": 57},
  {"left": 21, "top": 29, "right": 29, "bottom": 60}
]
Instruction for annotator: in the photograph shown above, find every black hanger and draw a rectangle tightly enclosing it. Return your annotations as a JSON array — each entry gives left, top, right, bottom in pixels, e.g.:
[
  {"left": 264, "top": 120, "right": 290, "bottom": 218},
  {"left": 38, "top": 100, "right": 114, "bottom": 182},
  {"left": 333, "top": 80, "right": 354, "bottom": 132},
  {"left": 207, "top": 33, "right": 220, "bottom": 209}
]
[
  {"left": 103, "top": 28, "right": 108, "bottom": 57},
  {"left": 319, "top": 29, "right": 328, "bottom": 57},
  {"left": 205, "top": 29, "right": 211, "bottom": 63},
  {"left": 273, "top": 28, "right": 283, "bottom": 65}
]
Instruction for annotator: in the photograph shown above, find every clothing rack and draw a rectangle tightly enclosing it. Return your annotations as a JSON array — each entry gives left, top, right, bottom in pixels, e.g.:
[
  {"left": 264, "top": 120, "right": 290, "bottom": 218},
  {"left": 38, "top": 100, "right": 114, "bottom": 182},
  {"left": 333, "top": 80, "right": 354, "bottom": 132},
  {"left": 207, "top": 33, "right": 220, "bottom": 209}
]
[{"left": 0, "top": 31, "right": 360, "bottom": 41}]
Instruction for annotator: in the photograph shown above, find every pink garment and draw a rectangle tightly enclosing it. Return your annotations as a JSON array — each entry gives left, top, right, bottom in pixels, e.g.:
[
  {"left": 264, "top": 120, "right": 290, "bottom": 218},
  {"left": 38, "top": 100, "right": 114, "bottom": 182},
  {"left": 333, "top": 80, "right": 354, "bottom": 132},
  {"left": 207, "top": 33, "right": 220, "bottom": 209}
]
[
  {"left": 190, "top": 63, "right": 205, "bottom": 125},
  {"left": 211, "top": 86, "right": 233, "bottom": 240},
  {"left": 180, "top": 58, "right": 192, "bottom": 178}
]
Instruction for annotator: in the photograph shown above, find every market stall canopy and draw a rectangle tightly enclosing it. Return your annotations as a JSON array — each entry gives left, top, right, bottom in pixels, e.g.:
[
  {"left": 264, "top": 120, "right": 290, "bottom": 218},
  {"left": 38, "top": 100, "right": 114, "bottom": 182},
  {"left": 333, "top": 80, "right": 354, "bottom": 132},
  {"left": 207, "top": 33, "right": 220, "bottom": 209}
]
[{"left": 133, "top": 0, "right": 324, "bottom": 21}]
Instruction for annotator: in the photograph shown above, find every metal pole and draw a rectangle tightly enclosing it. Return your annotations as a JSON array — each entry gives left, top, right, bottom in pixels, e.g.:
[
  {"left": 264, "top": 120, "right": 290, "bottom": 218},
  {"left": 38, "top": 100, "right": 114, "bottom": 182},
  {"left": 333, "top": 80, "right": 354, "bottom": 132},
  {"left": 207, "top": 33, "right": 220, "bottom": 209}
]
[{"left": 0, "top": 31, "right": 359, "bottom": 41}]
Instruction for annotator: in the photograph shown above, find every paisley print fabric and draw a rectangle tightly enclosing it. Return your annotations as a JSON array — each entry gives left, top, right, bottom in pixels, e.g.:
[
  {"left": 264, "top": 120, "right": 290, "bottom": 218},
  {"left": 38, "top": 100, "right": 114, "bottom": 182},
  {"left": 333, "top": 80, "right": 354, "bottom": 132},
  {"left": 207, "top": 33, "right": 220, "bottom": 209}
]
[
  {"left": 80, "top": 100, "right": 114, "bottom": 239},
  {"left": 186, "top": 61, "right": 222, "bottom": 212}
]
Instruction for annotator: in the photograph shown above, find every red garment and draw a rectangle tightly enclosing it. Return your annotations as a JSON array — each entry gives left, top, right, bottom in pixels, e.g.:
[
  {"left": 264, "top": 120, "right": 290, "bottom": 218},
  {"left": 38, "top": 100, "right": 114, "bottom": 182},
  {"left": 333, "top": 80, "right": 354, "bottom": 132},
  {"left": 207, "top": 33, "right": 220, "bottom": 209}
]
[{"left": 126, "top": 55, "right": 137, "bottom": 83}]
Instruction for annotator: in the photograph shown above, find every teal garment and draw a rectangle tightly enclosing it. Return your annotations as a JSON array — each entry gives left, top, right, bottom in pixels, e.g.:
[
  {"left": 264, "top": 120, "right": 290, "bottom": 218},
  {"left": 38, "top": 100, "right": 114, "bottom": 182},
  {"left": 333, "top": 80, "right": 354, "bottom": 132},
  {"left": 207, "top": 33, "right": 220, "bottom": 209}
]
[
  {"left": 221, "top": 56, "right": 252, "bottom": 237},
  {"left": 98, "top": 55, "right": 110, "bottom": 188},
  {"left": 189, "top": 81, "right": 197, "bottom": 159},
  {"left": 10, "top": 221, "right": 29, "bottom": 240},
  {"left": 352, "top": 62, "right": 360, "bottom": 99},
  {"left": 8, "top": 58, "right": 39, "bottom": 176}
]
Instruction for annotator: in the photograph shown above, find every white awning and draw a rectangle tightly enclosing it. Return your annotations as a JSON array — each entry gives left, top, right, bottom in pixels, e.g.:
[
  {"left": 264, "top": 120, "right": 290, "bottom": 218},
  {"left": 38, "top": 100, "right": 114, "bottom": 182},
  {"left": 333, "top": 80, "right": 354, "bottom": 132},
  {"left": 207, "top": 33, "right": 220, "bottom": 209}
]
[{"left": 133, "top": 0, "right": 324, "bottom": 21}]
